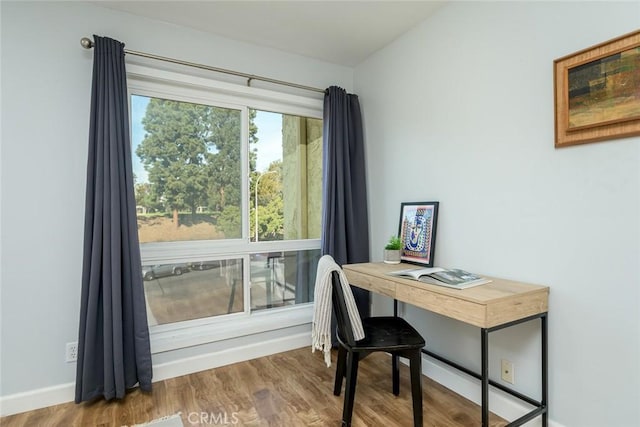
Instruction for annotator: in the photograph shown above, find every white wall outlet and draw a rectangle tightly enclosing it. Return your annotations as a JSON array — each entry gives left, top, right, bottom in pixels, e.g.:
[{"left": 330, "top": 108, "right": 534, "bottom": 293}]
[
  {"left": 501, "top": 359, "right": 514, "bottom": 384},
  {"left": 66, "top": 342, "right": 78, "bottom": 363}
]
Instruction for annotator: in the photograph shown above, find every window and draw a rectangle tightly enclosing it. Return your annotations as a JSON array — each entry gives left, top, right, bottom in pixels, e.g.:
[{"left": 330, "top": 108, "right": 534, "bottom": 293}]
[
  {"left": 132, "top": 95, "right": 243, "bottom": 243},
  {"left": 143, "top": 259, "right": 243, "bottom": 326},
  {"left": 249, "top": 249, "right": 320, "bottom": 311},
  {"left": 250, "top": 109, "right": 323, "bottom": 242},
  {"left": 128, "top": 68, "right": 322, "bottom": 334}
]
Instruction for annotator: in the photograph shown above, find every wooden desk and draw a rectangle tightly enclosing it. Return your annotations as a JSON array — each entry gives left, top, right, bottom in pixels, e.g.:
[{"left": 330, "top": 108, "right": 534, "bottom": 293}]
[{"left": 343, "top": 262, "right": 549, "bottom": 427}]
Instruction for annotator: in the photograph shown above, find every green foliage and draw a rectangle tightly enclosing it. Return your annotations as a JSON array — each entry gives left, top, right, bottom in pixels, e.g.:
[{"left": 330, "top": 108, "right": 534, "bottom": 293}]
[
  {"left": 385, "top": 235, "right": 402, "bottom": 250},
  {"left": 134, "top": 183, "right": 162, "bottom": 212},
  {"left": 204, "top": 106, "right": 241, "bottom": 211},
  {"left": 136, "top": 99, "right": 211, "bottom": 219},
  {"left": 136, "top": 98, "right": 282, "bottom": 237},
  {"left": 256, "top": 197, "right": 284, "bottom": 241},
  {"left": 136, "top": 212, "right": 170, "bottom": 219},
  {"left": 248, "top": 109, "right": 258, "bottom": 172},
  {"left": 136, "top": 99, "right": 260, "bottom": 228},
  {"left": 250, "top": 161, "right": 283, "bottom": 241},
  {"left": 217, "top": 205, "right": 242, "bottom": 239}
]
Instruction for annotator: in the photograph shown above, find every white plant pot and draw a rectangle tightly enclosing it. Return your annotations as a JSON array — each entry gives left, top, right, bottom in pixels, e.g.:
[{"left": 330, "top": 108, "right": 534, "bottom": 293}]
[{"left": 383, "top": 249, "right": 401, "bottom": 264}]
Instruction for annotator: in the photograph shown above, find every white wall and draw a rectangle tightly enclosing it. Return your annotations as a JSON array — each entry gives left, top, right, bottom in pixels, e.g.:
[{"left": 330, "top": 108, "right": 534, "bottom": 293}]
[
  {"left": 355, "top": 2, "right": 639, "bottom": 426},
  {"left": 0, "top": 0, "right": 351, "bottom": 403}
]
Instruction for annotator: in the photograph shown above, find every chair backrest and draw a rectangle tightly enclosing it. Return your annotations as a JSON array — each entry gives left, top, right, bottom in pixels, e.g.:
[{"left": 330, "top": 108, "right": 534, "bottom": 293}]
[{"left": 331, "top": 271, "right": 357, "bottom": 346}]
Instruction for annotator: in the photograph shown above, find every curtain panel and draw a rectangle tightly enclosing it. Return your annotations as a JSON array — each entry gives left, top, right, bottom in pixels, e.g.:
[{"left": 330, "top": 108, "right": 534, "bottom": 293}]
[
  {"left": 76, "top": 35, "right": 152, "bottom": 403},
  {"left": 321, "top": 86, "right": 370, "bottom": 319}
]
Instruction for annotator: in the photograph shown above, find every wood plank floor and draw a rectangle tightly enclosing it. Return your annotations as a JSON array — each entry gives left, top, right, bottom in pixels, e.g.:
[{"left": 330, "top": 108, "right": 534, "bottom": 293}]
[{"left": 1, "top": 348, "right": 507, "bottom": 426}]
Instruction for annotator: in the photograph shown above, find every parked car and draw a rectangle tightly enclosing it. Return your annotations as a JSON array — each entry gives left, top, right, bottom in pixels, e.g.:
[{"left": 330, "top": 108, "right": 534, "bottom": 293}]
[
  {"left": 189, "top": 260, "right": 220, "bottom": 271},
  {"left": 142, "top": 263, "right": 189, "bottom": 281}
]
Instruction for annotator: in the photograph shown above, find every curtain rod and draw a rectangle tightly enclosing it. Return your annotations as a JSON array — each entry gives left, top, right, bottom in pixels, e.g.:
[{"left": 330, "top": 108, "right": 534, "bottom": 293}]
[{"left": 80, "top": 37, "right": 326, "bottom": 94}]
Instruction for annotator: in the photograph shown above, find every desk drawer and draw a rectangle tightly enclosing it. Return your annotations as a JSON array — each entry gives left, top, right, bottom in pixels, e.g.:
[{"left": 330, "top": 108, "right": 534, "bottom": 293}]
[
  {"left": 344, "top": 270, "right": 396, "bottom": 299},
  {"left": 396, "top": 284, "right": 487, "bottom": 328}
]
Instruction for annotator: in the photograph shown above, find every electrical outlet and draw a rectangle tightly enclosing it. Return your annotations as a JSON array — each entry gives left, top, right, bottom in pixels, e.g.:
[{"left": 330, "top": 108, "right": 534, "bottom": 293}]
[
  {"left": 66, "top": 342, "right": 78, "bottom": 363},
  {"left": 500, "top": 359, "right": 515, "bottom": 384},
  {"left": 501, "top": 359, "right": 514, "bottom": 384}
]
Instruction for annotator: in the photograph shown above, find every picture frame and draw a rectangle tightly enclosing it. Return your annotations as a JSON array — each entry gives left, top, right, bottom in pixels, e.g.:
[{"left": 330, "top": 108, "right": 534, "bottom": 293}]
[
  {"left": 554, "top": 30, "right": 640, "bottom": 148},
  {"left": 397, "top": 201, "right": 439, "bottom": 267}
]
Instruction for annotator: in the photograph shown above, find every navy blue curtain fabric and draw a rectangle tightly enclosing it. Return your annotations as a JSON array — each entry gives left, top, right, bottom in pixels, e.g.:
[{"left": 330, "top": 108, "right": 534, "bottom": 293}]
[
  {"left": 321, "top": 86, "right": 370, "bottom": 319},
  {"left": 76, "top": 35, "right": 152, "bottom": 403}
]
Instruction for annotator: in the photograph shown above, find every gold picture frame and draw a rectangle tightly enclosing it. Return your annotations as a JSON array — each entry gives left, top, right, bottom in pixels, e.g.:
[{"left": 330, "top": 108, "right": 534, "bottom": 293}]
[{"left": 554, "top": 30, "right": 640, "bottom": 148}]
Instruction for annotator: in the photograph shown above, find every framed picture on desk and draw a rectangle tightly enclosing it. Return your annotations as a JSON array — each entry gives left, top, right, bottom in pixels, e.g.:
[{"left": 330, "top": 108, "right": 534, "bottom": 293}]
[{"left": 397, "top": 201, "right": 439, "bottom": 267}]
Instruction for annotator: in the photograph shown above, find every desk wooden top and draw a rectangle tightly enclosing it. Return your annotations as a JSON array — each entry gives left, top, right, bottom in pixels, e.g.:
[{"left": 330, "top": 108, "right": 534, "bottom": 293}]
[{"left": 343, "top": 262, "right": 549, "bottom": 329}]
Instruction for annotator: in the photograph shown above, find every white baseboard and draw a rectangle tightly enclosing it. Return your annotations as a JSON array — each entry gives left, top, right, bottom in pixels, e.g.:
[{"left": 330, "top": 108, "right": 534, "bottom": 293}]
[
  {"left": 0, "top": 382, "right": 76, "bottom": 418},
  {"left": 422, "top": 355, "right": 566, "bottom": 427},
  {"left": 0, "top": 332, "right": 310, "bottom": 417}
]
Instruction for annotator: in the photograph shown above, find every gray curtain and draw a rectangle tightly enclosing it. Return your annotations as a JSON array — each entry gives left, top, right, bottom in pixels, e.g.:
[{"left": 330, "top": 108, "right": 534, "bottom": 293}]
[
  {"left": 321, "top": 86, "right": 370, "bottom": 318},
  {"left": 75, "top": 35, "right": 152, "bottom": 403}
]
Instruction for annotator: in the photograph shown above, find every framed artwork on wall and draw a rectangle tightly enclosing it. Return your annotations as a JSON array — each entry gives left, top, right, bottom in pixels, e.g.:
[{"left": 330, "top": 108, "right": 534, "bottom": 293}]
[
  {"left": 554, "top": 30, "right": 640, "bottom": 147},
  {"left": 397, "top": 201, "right": 439, "bottom": 267}
]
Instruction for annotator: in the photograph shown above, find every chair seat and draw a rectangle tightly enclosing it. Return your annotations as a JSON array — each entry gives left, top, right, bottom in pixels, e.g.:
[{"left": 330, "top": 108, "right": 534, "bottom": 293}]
[{"left": 339, "top": 316, "right": 426, "bottom": 352}]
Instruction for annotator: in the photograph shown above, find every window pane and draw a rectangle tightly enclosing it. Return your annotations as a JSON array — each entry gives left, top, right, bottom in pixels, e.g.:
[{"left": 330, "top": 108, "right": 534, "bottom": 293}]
[
  {"left": 132, "top": 95, "right": 242, "bottom": 243},
  {"left": 144, "top": 259, "right": 244, "bottom": 326},
  {"left": 249, "top": 249, "right": 320, "bottom": 311},
  {"left": 250, "top": 110, "right": 322, "bottom": 242}
]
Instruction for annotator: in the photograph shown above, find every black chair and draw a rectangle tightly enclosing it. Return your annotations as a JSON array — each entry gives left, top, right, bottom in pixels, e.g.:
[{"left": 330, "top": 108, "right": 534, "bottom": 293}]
[{"left": 331, "top": 271, "right": 426, "bottom": 427}]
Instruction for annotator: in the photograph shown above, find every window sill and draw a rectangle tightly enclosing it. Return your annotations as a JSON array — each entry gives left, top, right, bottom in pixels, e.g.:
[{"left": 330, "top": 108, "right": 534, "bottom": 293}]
[{"left": 150, "top": 304, "right": 313, "bottom": 353}]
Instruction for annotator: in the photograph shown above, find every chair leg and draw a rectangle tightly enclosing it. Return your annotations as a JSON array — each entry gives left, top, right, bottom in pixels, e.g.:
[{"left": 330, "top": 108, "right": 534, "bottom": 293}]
[
  {"left": 392, "top": 354, "right": 400, "bottom": 396},
  {"left": 409, "top": 351, "right": 423, "bottom": 427},
  {"left": 342, "top": 351, "right": 360, "bottom": 427},
  {"left": 334, "top": 346, "right": 347, "bottom": 396}
]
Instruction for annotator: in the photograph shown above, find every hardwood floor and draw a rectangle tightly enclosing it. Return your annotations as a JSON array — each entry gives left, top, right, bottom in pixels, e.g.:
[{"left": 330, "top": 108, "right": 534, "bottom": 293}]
[{"left": 1, "top": 348, "right": 507, "bottom": 427}]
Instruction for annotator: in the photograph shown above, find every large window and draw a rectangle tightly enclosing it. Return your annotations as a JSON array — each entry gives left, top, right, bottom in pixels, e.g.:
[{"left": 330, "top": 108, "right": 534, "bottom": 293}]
[{"left": 129, "top": 73, "right": 322, "bottom": 331}]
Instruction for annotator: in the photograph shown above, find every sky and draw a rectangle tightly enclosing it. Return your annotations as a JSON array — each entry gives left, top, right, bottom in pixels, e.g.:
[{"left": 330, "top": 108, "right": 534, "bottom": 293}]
[
  {"left": 130, "top": 95, "right": 283, "bottom": 184},
  {"left": 131, "top": 95, "right": 150, "bottom": 183},
  {"left": 252, "top": 110, "right": 284, "bottom": 172}
]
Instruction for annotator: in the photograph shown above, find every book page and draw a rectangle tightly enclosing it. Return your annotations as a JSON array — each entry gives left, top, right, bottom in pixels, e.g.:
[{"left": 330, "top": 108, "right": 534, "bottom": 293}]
[{"left": 388, "top": 267, "right": 445, "bottom": 279}]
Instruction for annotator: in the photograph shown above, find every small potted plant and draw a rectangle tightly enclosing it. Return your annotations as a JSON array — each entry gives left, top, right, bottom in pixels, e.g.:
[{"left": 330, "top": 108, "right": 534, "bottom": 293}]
[{"left": 383, "top": 235, "right": 402, "bottom": 264}]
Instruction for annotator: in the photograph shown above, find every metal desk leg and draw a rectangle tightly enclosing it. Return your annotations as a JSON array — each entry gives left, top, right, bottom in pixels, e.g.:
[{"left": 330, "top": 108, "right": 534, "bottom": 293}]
[
  {"left": 481, "top": 328, "right": 489, "bottom": 427},
  {"left": 423, "top": 313, "right": 547, "bottom": 427}
]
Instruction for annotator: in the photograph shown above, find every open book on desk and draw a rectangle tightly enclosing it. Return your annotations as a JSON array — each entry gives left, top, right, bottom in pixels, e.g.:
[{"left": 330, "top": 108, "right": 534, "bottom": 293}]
[{"left": 387, "top": 267, "right": 492, "bottom": 289}]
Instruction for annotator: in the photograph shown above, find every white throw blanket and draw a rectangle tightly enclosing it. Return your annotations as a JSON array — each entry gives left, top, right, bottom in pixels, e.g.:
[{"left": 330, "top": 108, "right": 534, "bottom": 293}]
[{"left": 312, "top": 255, "right": 365, "bottom": 367}]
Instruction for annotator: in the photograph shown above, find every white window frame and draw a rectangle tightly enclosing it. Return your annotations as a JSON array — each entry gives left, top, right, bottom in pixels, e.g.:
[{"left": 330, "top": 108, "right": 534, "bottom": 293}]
[{"left": 127, "top": 65, "right": 323, "bottom": 353}]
